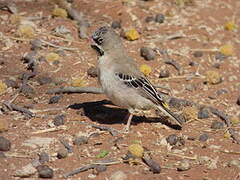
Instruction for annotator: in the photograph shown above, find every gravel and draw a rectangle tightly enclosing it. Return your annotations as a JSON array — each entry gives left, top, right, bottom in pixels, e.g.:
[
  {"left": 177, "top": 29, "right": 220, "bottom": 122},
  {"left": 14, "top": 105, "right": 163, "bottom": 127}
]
[
  {"left": 53, "top": 114, "right": 65, "bottom": 126},
  {"left": 155, "top": 13, "right": 165, "bottom": 23},
  {"left": 57, "top": 148, "right": 68, "bottom": 159},
  {"left": 0, "top": 136, "right": 11, "bottom": 151},
  {"left": 198, "top": 108, "right": 210, "bottom": 119},
  {"left": 37, "top": 165, "right": 54, "bottom": 178},
  {"left": 73, "top": 136, "right": 88, "bottom": 145},
  {"left": 49, "top": 95, "right": 62, "bottom": 104},
  {"left": 140, "top": 47, "right": 156, "bottom": 61},
  {"left": 211, "top": 121, "right": 224, "bottom": 129},
  {"left": 199, "top": 133, "right": 209, "bottom": 142}
]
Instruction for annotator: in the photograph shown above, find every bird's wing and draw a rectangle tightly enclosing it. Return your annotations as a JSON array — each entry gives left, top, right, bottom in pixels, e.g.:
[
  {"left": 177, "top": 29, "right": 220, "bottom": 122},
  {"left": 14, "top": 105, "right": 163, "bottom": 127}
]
[
  {"left": 114, "top": 72, "right": 166, "bottom": 106},
  {"left": 115, "top": 72, "right": 183, "bottom": 126}
]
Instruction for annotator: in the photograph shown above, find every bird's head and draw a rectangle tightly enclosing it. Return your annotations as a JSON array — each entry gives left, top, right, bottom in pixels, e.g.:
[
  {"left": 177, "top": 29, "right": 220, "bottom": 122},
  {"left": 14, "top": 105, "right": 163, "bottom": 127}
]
[{"left": 91, "top": 26, "right": 123, "bottom": 56}]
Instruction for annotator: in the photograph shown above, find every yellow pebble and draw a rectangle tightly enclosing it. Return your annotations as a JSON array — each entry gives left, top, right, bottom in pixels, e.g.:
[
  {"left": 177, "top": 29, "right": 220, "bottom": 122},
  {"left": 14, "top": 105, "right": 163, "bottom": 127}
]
[
  {"left": 0, "top": 81, "right": 7, "bottom": 94},
  {"left": 224, "top": 21, "right": 237, "bottom": 31},
  {"left": 52, "top": 7, "right": 68, "bottom": 18},
  {"left": 205, "top": 70, "right": 222, "bottom": 85},
  {"left": 219, "top": 44, "right": 234, "bottom": 56},
  {"left": 231, "top": 116, "right": 240, "bottom": 125},
  {"left": 182, "top": 106, "right": 198, "bottom": 121},
  {"left": 46, "top": 52, "right": 60, "bottom": 62},
  {"left": 9, "top": 14, "right": 22, "bottom": 24},
  {"left": 71, "top": 78, "right": 86, "bottom": 87},
  {"left": 125, "top": 28, "right": 140, "bottom": 41},
  {"left": 128, "top": 144, "right": 144, "bottom": 158},
  {"left": 16, "top": 25, "right": 35, "bottom": 38},
  {"left": 140, "top": 64, "right": 152, "bottom": 76}
]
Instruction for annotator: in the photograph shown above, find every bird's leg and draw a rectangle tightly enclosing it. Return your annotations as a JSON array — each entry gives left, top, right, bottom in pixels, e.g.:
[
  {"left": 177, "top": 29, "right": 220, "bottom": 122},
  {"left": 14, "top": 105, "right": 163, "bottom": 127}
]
[{"left": 122, "top": 112, "right": 133, "bottom": 133}]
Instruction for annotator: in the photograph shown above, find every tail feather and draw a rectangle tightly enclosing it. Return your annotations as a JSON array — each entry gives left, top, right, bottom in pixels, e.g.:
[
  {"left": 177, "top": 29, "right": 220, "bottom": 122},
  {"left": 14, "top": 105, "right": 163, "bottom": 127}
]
[{"left": 157, "top": 104, "right": 183, "bottom": 126}]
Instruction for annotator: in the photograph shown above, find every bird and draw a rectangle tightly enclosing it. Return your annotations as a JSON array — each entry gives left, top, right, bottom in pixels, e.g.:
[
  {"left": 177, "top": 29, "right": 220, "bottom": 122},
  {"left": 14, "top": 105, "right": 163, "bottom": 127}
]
[{"left": 91, "top": 26, "right": 183, "bottom": 132}]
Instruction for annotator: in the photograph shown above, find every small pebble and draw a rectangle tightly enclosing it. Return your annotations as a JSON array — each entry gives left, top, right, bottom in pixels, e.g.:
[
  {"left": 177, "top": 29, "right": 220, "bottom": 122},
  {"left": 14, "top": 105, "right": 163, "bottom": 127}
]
[
  {"left": 166, "top": 134, "right": 178, "bottom": 146},
  {"left": 143, "top": 155, "right": 161, "bottom": 174},
  {"left": 199, "top": 134, "right": 209, "bottom": 142},
  {"left": 73, "top": 136, "right": 88, "bottom": 145},
  {"left": 212, "top": 63, "right": 220, "bottom": 69},
  {"left": 37, "top": 165, "right": 54, "bottom": 178},
  {"left": 38, "top": 152, "right": 49, "bottom": 164},
  {"left": 166, "top": 134, "right": 185, "bottom": 146},
  {"left": 0, "top": 119, "right": 8, "bottom": 132},
  {"left": 236, "top": 96, "right": 240, "bottom": 106},
  {"left": 0, "top": 151, "right": 6, "bottom": 158},
  {"left": 140, "top": 47, "right": 156, "bottom": 61},
  {"left": 111, "top": 21, "right": 121, "bottom": 29},
  {"left": 193, "top": 51, "right": 203, "bottom": 58},
  {"left": 87, "top": 66, "right": 98, "bottom": 77},
  {"left": 159, "top": 70, "right": 170, "bottom": 78},
  {"left": 211, "top": 121, "right": 224, "bottom": 129},
  {"left": 94, "top": 165, "right": 107, "bottom": 174},
  {"left": 30, "top": 39, "right": 42, "bottom": 50},
  {"left": 198, "top": 108, "right": 210, "bottom": 119},
  {"left": 216, "top": 88, "right": 228, "bottom": 96},
  {"left": 53, "top": 114, "right": 65, "bottom": 126},
  {"left": 49, "top": 95, "right": 62, "bottom": 104},
  {"left": 57, "top": 148, "right": 68, "bottom": 159},
  {"left": 0, "top": 136, "right": 11, "bottom": 151},
  {"left": 189, "top": 61, "right": 198, "bottom": 66},
  {"left": 155, "top": 13, "right": 165, "bottom": 23},
  {"left": 4, "top": 79, "right": 18, "bottom": 88},
  {"left": 20, "top": 84, "right": 34, "bottom": 95},
  {"left": 177, "top": 159, "right": 191, "bottom": 171},
  {"left": 215, "top": 52, "right": 226, "bottom": 61},
  {"left": 185, "top": 84, "right": 196, "bottom": 92},
  {"left": 37, "top": 76, "right": 52, "bottom": 85},
  {"left": 109, "top": 170, "right": 127, "bottom": 180},
  {"left": 145, "top": 16, "right": 155, "bottom": 23}
]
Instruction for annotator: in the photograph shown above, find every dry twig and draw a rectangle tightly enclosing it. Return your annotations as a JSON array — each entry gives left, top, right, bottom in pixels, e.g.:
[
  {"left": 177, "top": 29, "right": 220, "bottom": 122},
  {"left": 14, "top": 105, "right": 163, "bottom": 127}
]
[{"left": 47, "top": 86, "right": 103, "bottom": 94}]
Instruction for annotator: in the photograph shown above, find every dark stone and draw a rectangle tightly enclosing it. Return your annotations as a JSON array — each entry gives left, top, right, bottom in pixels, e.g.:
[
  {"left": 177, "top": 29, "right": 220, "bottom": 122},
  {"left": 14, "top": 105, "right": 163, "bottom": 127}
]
[
  {"left": 166, "top": 134, "right": 178, "bottom": 146},
  {"left": 0, "top": 136, "right": 11, "bottom": 151},
  {"left": 53, "top": 114, "right": 65, "bottom": 126},
  {"left": 38, "top": 152, "right": 49, "bottom": 164},
  {"left": 30, "top": 39, "right": 42, "bottom": 50},
  {"left": 189, "top": 61, "right": 198, "bottom": 66},
  {"left": 4, "top": 79, "right": 18, "bottom": 88},
  {"left": 145, "top": 16, "right": 155, "bottom": 23},
  {"left": 57, "top": 148, "right": 68, "bottom": 159},
  {"left": 49, "top": 95, "right": 62, "bottom": 104},
  {"left": 111, "top": 21, "right": 121, "bottom": 29},
  {"left": 216, "top": 88, "right": 228, "bottom": 96},
  {"left": 87, "top": 67, "right": 98, "bottom": 78},
  {"left": 236, "top": 96, "right": 240, "bottom": 106},
  {"left": 155, "top": 14, "right": 165, "bottom": 23},
  {"left": 166, "top": 134, "right": 185, "bottom": 146},
  {"left": 37, "top": 165, "right": 53, "bottom": 178},
  {"left": 211, "top": 121, "right": 224, "bottom": 129},
  {"left": 198, "top": 108, "right": 210, "bottom": 119},
  {"left": 159, "top": 70, "right": 170, "bottom": 78},
  {"left": 199, "top": 133, "right": 209, "bottom": 142},
  {"left": 212, "top": 63, "right": 220, "bottom": 69},
  {"left": 215, "top": 52, "right": 226, "bottom": 61},
  {"left": 20, "top": 84, "right": 34, "bottom": 95},
  {"left": 193, "top": 51, "right": 203, "bottom": 58},
  {"left": 140, "top": 47, "right": 156, "bottom": 61},
  {"left": 73, "top": 136, "right": 88, "bottom": 145},
  {"left": 95, "top": 165, "right": 107, "bottom": 174},
  {"left": 37, "top": 76, "right": 52, "bottom": 85}
]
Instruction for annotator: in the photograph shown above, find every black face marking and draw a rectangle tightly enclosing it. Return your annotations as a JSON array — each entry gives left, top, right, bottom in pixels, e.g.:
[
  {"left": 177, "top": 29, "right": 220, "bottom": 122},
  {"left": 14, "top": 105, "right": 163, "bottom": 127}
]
[{"left": 92, "top": 26, "right": 108, "bottom": 45}]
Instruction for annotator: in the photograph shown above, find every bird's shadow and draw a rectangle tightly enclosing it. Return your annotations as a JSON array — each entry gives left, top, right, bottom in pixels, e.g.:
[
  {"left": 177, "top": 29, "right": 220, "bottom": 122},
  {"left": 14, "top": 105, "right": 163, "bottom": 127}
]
[{"left": 68, "top": 100, "right": 181, "bottom": 130}]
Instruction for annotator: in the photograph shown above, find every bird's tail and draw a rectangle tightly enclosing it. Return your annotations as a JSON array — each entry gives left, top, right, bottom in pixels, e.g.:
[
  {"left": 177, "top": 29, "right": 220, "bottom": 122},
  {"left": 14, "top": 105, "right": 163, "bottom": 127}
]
[{"left": 157, "top": 102, "right": 183, "bottom": 126}]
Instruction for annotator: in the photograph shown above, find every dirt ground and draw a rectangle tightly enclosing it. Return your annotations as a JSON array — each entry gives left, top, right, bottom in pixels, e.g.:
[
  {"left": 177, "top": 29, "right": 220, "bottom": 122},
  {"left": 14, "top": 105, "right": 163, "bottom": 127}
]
[{"left": 0, "top": 0, "right": 240, "bottom": 179}]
